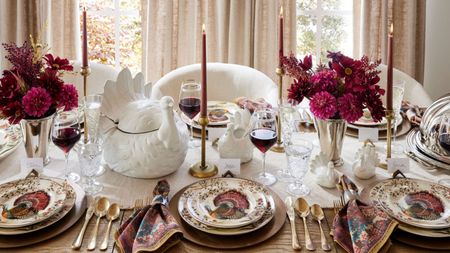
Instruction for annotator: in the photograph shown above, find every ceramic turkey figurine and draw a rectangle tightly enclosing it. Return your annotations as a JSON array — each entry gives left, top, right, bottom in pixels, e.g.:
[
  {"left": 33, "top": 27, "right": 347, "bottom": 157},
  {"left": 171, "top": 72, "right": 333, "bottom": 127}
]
[
  {"left": 218, "top": 109, "right": 253, "bottom": 163},
  {"left": 101, "top": 68, "right": 189, "bottom": 178},
  {"left": 352, "top": 143, "right": 380, "bottom": 179}
]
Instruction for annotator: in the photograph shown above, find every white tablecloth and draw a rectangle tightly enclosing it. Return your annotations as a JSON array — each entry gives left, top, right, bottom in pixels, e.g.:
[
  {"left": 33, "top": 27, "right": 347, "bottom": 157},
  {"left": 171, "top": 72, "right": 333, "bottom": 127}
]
[{"left": 2, "top": 129, "right": 450, "bottom": 209}]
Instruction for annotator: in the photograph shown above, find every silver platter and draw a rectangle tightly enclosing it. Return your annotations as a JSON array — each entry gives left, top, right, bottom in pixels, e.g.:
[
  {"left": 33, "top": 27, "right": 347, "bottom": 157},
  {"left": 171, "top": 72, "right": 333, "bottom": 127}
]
[
  {"left": 414, "top": 130, "right": 450, "bottom": 164},
  {"left": 406, "top": 129, "right": 450, "bottom": 170}
]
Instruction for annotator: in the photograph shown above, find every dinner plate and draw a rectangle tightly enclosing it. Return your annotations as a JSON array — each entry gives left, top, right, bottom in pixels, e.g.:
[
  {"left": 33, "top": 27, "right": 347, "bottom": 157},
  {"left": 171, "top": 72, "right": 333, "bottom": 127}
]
[
  {"left": 181, "top": 101, "right": 239, "bottom": 128},
  {"left": 183, "top": 178, "right": 270, "bottom": 228},
  {"left": 0, "top": 178, "right": 76, "bottom": 235},
  {"left": 178, "top": 178, "right": 276, "bottom": 235},
  {"left": 369, "top": 178, "right": 450, "bottom": 229},
  {"left": 0, "top": 123, "right": 21, "bottom": 160},
  {"left": 0, "top": 178, "right": 67, "bottom": 228},
  {"left": 352, "top": 116, "right": 388, "bottom": 127},
  {"left": 348, "top": 115, "right": 402, "bottom": 130}
]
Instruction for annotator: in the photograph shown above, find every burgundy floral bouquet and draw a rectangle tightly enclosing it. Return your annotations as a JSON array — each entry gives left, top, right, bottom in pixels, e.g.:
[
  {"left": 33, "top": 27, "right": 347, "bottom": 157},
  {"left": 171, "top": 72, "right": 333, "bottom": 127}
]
[
  {"left": 0, "top": 41, "right": 78, "bottom": 124},
  {"left": 282, "top": 51, "right": 385, "bottom": 123}
]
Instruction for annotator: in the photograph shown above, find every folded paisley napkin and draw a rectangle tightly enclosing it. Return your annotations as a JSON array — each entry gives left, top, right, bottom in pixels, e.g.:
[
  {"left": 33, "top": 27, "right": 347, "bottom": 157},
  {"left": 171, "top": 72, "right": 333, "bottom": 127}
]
[
  {"left": 235, "top": 97, "right": 272, "bottom": 113},
  {"left": 401, "top": 101, "right": 424, "bottom": 126},
  {"left": 333, "top": 199, "right": 398, "bottom": 253},
  {"left": 115, "top": 180, "right": 182, "bottom": 253}
]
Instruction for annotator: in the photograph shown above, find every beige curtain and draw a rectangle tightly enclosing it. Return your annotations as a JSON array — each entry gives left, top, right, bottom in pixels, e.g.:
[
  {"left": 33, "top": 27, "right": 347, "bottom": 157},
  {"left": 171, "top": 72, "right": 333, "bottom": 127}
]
[
  {"left": 141, "top": 0, "right": 296, "bottom": 84},
  {"left": 0, "top": 0, "right": 80, "bottom": 69},
  {"left": 354, "top": 0, "right": 426, "bottom": 83}
]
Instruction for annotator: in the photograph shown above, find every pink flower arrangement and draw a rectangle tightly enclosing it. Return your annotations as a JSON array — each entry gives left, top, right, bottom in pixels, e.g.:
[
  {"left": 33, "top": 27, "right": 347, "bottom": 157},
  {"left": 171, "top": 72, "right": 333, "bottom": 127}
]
[
  {"left": 282, "top": 52, "right": 385, "bottom": 123},
  {"left": 0, "top": 41, "right": 78, "bottom": 124}
]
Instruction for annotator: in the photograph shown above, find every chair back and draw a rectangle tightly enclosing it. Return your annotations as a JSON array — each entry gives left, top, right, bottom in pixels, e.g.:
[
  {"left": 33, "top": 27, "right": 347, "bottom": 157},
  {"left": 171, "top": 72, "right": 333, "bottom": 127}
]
[
  {"left": 378, "top": 64, "right": 432, "bottom": 107},
  {"left": 151, "top": 63, "right": 278, "bottom": 106},
  {"left": 62, "top": 60, "right": 119, "bottom": 97}
]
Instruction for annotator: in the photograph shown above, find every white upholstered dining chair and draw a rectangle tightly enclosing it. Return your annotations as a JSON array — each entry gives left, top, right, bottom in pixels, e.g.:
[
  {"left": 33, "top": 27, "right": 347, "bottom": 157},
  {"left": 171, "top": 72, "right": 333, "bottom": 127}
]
[
  {"left": 378, "top": 64, "right": 432, "bottom": 107},
  {"left": 151, "top": 63, "right": 278, "bottom": 106},
  {"left": 62, "top": 60, "right": 119, "bottom": 97}
]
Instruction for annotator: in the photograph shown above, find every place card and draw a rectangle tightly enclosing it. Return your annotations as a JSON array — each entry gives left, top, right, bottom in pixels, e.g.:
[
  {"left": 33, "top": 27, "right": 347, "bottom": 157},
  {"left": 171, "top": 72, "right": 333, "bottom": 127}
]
[
  {"left": 20, "top": 158, "right": 44, "bottom": 174},
  {"left": 208, "top": 127, "right": 226, "bottom": 142},
  {"left": 387, "top": 158, "right": 410, "bottom": 174},
  {"left": 358, "top": 127, "right": 379, "bottom": 142},
  {"left": 217, "top": 158, "right": 241, "bottom": 176}
]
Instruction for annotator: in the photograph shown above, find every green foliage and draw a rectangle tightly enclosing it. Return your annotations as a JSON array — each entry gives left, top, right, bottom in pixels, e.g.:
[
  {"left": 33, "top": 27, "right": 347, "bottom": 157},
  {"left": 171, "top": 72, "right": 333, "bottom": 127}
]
[
  {"left": 296, "top": 0, "right": 349, "bottom": 63},
  {"left": 80, "top": 0, "right": 142, "bottom": 74}
]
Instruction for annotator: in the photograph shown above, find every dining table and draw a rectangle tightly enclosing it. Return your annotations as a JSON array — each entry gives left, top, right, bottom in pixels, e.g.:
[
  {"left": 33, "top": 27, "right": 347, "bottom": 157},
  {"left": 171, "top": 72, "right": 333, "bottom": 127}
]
[{"left": 0, "top": 124, "right": 449, "bottom": 253}]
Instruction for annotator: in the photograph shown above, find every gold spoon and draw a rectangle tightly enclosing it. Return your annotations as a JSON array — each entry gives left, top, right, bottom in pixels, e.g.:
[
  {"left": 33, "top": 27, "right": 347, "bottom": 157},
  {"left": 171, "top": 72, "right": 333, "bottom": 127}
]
[
  {"left": 311, "top": 204, "right": 331, "bottom": 251},
  {"left": 88, "top": 197, "right": 110, "bottom": 251},
  {"left": 294, "top": 198, "right": 315, "bottom": 251},
  {"left": 99, "top": 203, "right": 120, "bottom": 251}
]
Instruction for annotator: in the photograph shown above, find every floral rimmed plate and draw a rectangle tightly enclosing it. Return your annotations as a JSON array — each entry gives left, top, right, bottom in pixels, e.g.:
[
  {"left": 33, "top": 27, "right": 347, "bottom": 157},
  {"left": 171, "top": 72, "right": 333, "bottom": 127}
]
[
  {"left": 369, "top": 178, "right": 450, "bottom": 229},
  {"left": 0, "top": 178, "right": 67, "bottom": 228},
  {"left": 0, "top": 177, "right": 76, "bottom": 235},
  {"left": 0, "top": 123, "right": 21, "bottom": 160},
  {"left": 181, "top": 101, "right": 240, "bottom": 128},
  {"left": 178, "top": 182, "right": 275, "bottom": 235},
  {"left": 182, "top": 178, "right": 270, "bottom": 228}
]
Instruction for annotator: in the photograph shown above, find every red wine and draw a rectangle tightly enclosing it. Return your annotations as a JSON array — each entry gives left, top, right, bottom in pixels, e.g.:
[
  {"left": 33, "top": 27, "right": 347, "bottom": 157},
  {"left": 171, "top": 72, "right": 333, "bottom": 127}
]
[
  {"left": 250, "top": 129, "right": 277, "bottom": 153},
  {"left": 179, "top": 98, "right": 201, "bottom": 119},
  {"left": 52, "top": 128, "right": 81, "bottom": 154},
  {"left": 439, "top": 133, "right": 450, "bottom": 153}
]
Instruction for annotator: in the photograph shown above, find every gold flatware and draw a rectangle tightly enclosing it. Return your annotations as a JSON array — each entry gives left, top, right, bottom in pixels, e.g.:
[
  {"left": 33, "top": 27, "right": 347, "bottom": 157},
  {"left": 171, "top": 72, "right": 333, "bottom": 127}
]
[
  {"left": 294, "top": 198, "right": 315, "bottom": 251},
  {"left": 284, "top": 196, "right": 301, "bottom": 250},
  {"left": 99, "top": 203, "right": 120, "bottom": 251},
  {"left": 311, "top": 204, "right": 331, "bottom": 251},
  {"left": 87, "top": 197, "right": 110, "bottom": 251},
  {"left": 72, "top": 203, "right": 95, "bottom": 249}
]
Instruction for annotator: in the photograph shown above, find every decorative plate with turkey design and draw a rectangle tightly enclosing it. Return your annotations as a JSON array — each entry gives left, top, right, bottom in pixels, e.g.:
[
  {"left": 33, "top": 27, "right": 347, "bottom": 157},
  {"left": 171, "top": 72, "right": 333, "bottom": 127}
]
[
  {"left": 369, "top": 178, "right": 450, "bottom": 229},
  {"left": 181, "top": 178, "right": 273, "bottom": 229},
  {"left": 0, "top": 178, "right": 67, "bottom": 228}
]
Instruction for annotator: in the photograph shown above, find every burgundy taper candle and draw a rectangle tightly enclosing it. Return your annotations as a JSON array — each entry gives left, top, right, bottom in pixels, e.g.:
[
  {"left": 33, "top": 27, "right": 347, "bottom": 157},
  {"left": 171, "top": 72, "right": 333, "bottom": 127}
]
[
  {"left": 82, "top": 7, "right": 88, "bottom": 68},
  {"left": 201, "top": 24, "right": 207, "bottom": 117},
  {"left": 279, "top": 6, "right": 284, "bottom": 67},
  {"left": 387, "top": 24, "right": 393, "bottom": 110}
]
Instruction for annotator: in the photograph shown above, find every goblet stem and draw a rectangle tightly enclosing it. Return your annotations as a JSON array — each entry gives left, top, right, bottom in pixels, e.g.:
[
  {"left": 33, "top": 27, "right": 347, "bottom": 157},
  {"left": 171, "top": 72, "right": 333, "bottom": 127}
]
[
  {"left": 189, "top": 124, "right": 194, "bottom": 142},
  {"left": 262, "top": 152, "right": 266, "bottom": 177},
  {"left": 64, "top": 152, "right": 70, "bottom": 177}
]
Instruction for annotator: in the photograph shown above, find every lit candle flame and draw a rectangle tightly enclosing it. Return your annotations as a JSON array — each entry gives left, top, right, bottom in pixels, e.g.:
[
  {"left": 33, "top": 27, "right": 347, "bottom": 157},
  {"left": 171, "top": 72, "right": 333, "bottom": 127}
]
[
  {"left": 390, "top": 23, "right": 393, "bottom": 34},
  {"left": 280, "top": 6, "right": 283, "bottom": 17},
  {"left": 202, "top": 24, "right": 205, "bottom": 33}
]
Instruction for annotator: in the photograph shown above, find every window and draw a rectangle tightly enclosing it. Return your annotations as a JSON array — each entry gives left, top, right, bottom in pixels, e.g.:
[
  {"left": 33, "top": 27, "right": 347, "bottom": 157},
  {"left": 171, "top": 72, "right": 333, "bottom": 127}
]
[
  {"left": 80, "top": 0, "right": 142, "bottom": 74},
  {"left": 296, "top": 0, "right": 353, "bottom": 63}
]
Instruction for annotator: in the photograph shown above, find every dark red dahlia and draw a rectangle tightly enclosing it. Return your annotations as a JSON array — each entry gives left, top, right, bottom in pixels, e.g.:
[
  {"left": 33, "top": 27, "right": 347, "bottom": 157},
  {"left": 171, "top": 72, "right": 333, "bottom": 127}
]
[{"left": 44, "top": 54, "right": 73, "bottom": 71}]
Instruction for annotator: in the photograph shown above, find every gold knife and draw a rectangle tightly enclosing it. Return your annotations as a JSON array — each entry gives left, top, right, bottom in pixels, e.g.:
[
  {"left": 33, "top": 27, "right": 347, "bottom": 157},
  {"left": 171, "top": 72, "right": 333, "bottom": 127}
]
[
  {"left": 72, "top": 203, "right": 95, "bottom": 249},
  {"left": 285, "top": 196, "right": 302, "bottom": 250}
]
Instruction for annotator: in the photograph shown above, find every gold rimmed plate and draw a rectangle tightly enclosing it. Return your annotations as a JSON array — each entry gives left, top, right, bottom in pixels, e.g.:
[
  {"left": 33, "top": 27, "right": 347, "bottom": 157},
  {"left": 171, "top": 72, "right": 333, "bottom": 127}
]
[
  {"left": 369, "top": 178, "right": 450, "bottom": 229},
  {"left": 0, "top": 178, "right": 76, "bottom": 235},
  {"left": 182, "top": 178, "right": 270, "bottom": 229},
  {"left": 0, "top": 178, "right": 67, "bottom": 228}
]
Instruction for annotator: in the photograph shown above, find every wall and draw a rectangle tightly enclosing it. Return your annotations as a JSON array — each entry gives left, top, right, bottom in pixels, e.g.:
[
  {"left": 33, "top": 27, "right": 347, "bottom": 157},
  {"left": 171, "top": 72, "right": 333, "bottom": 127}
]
[{"left": 424, "top": 0, "right": 450, "bottom": 101}]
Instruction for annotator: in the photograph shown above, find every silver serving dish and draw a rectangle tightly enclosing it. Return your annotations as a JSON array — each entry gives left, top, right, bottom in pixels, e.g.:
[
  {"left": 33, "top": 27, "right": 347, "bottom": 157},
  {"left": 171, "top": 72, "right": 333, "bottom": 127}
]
[
  {"left": 419, "top": 95, "right": 450, "bottom": 155},
  {"left": 406, "top": 129, "right": 450, "bottom": 170},
  {"left": 406, "top": 95, "right": 450, "bottom": 169}
]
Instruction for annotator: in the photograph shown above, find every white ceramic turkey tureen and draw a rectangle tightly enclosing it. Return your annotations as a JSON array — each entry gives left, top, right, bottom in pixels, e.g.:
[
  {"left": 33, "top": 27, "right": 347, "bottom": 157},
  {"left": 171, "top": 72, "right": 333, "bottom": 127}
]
[{"left": 101, "top": 68, "right": 189, "bottom": 178}]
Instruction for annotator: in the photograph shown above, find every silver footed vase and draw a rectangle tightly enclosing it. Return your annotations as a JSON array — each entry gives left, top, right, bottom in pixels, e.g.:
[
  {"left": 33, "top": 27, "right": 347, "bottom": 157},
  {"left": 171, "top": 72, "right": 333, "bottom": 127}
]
[
  {"left": 20, "top": 114, "right": 54, "bottom": 165},
  {"left": 314, "top": 118, "right": 347, "bottom": 167}
]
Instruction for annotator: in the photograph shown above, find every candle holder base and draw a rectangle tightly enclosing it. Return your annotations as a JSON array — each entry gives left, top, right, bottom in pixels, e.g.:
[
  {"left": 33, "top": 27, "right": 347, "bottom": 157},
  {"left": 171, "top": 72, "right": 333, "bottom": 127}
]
[
  {"left": 270, "top": 143, "right": 285, "bottom": 153},
  {"left": 189, "top": 161, "right": 218, "bottom": 178}
]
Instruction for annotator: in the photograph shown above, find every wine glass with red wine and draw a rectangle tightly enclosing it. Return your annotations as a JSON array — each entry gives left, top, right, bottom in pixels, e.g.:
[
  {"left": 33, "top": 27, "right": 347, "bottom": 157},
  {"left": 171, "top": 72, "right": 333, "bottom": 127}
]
[
  {"left": 52, "top": 109, "right": 81, "bottom": 182},
  {"left": 250, "top": 108, "right": 278, "bottom": 186},
  {"left": 179, "top": 80, "right": 201, "bottom": 148}
]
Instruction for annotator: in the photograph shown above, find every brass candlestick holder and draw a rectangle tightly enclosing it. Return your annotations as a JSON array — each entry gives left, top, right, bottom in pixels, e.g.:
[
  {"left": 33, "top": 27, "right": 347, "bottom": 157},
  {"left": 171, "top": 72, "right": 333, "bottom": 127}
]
[
  {"left": 189, "top": 116, "right": 218, "bottom": 178},
  {"left": 80, "top": 66, "right": 91, "bottom": 143},
  {"left": 379, "top": 109, "right": 394, "bottom": 169},
  {"left": 271, "top": 66, "right": 285, "bottom": 153}
]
